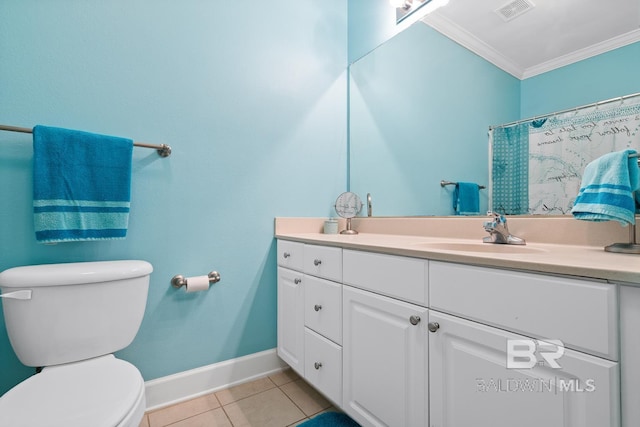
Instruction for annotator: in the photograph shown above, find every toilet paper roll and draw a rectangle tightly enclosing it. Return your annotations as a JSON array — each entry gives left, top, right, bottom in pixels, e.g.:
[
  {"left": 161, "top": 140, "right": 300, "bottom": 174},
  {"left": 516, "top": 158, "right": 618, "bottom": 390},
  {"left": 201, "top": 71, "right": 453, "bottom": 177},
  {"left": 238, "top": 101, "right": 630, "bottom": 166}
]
[{"left": 185, "top": 275, "right": 210, "bottom": 293}]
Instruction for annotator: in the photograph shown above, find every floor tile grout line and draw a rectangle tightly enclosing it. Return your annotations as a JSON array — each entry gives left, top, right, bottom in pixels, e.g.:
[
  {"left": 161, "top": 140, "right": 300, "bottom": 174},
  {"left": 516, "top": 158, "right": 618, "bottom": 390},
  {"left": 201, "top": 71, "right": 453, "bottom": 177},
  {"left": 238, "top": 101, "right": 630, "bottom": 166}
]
[
  {"left": 278, "top": 382, "right": 307, "bottom": 417},
  {"left": 147, "top": 392, "right": 226, "bottom": 427},
  {"left": 220, "top": 403, "right": 236, "bottom": 427},
  {"left": 144, "top": 372, "right": 322, "bottom": 427},
  {"left": 221, "top": 384, "right": 307, "bottom": 427},
  {"left": 276, "top": 384, "right": 309, "bottom": 427},
  {"left": 148, "top": 395, "right": 225, "bottom": 427},
  {"left": 218, "top": 381, "right": 278, "bottom": 408},
  {"left": 276, "top": 381, "right": 330, "bottom": 423}
]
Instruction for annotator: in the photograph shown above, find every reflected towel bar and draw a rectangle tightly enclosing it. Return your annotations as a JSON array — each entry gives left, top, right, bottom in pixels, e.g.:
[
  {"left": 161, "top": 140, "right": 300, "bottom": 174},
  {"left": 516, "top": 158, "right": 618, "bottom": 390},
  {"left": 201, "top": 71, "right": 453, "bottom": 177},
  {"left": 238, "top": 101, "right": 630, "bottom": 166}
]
[
  {"left": 0, "top": 124, "right": 172, "bottom": 157},
  {"left": 441, "top": 180, "right": 486, "bottom": 190}
]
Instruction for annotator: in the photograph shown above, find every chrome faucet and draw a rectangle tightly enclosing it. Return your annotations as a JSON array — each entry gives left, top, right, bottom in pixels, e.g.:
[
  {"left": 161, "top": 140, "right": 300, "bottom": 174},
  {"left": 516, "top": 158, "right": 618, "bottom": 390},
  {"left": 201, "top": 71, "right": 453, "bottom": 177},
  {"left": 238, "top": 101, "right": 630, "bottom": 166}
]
[{"left": 483, "top": 213, "right": 526, "bottom": 245}]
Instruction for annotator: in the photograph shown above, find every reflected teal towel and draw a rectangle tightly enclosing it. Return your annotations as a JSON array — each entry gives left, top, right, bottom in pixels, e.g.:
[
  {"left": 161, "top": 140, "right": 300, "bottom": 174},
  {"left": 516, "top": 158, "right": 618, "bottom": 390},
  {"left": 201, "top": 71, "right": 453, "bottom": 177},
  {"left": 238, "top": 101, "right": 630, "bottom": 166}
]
[
  {"left": 571, "top": 149, "right": 639, "bottom": 226},
  {"left": 453, "top": 182, "right": 480, "bottom": 215},
  {"left": 33, "top": 125, "right": 133, "bottom": 243}
]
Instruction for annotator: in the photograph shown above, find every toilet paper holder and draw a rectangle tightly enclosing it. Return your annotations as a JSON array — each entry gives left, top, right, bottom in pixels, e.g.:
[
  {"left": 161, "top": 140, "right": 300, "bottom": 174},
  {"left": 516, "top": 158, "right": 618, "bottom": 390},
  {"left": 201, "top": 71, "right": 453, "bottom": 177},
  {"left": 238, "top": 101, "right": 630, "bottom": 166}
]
[{"left": 171, "top": 271, "right": 221, "bottom": 289}]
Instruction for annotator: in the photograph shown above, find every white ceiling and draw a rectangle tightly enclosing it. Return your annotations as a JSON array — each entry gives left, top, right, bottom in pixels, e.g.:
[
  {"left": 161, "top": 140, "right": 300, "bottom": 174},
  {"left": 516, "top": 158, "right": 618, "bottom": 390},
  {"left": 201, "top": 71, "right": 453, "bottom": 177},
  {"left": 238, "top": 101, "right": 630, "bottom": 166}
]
[{"left": 421, "top": 0, "right": 640, "bottom": 79}]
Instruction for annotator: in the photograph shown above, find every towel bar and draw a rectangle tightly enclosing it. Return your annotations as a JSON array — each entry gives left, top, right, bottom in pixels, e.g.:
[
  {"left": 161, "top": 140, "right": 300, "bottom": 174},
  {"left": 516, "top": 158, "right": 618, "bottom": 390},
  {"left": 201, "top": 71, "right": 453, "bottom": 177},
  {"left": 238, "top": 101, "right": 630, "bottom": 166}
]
[
  {"left": 0, "top": 124, "right": 172, "bottom": 157},
  {"left": 440, "top": 180, "right": 486, "bottom": 189}
]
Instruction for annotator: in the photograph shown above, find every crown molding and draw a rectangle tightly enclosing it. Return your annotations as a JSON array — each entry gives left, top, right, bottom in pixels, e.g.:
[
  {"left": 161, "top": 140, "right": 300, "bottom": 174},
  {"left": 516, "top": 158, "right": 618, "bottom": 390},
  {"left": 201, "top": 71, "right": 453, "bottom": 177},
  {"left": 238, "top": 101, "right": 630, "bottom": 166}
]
[
  {"left": 421, "top": 13, "right": 525, "bottom": 79},
  {"left": 521, "top": 28, "right": 640, "bottom": 79},
  {"left": 421, "top": 14, "right": 640, "bottom": 81}
]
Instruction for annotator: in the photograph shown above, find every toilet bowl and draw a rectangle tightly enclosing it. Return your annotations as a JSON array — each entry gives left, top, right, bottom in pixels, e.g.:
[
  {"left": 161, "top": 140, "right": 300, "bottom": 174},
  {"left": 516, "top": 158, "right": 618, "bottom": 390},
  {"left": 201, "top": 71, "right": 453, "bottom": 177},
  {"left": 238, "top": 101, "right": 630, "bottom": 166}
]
[
  {"left": 0, "top": 356, "right": 145, "bottom": 427},
  {"left": 0, "top": 260, "right": 153, "bottom": 427}
]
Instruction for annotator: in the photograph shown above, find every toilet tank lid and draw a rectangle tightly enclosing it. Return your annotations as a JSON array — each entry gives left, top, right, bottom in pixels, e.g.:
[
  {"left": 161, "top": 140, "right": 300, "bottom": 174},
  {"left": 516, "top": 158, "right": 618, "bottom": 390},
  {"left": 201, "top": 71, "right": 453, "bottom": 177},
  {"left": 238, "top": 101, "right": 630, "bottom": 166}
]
[{"left": 0, "top": 260, "right": 153, "bottom": 288}]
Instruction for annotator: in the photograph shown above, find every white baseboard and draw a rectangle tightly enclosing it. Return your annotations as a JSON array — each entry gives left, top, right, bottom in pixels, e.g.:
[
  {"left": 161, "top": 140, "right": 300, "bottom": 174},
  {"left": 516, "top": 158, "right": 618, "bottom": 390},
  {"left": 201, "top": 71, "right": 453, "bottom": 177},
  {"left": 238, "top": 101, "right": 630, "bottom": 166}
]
[{"left": 144, "top": 348, "right": 288, "bottom": 411}]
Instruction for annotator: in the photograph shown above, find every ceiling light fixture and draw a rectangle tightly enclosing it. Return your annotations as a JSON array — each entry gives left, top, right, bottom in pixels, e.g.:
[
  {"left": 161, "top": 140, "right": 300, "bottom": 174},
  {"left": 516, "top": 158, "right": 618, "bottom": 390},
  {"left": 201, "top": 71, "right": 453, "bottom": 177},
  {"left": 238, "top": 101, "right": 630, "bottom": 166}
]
[
  {"left": 391, "top": 0, "right": 449, "bottom": 24},
  {"left": 389, "top": 0, "right": 411, "bottom": 9}
]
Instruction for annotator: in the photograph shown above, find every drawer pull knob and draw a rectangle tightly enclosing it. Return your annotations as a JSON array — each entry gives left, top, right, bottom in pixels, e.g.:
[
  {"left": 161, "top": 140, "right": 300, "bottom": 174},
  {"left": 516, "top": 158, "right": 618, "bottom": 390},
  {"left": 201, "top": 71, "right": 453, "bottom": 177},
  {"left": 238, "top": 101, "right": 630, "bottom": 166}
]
[
  {"left": 294, "top": 278, "right": 302, "bottom": 284},
  {"left": 313, "top": 259, "right": 322, "bottom": 266},
  {"left": 283, "top": 252, "right": 291, "bottom": 259},
  {"left": 314, "top": 304, "right": 322, "bottom": 311},
  {"left": 428, "top": 322, "right": 440, "bottom": 333},
  {"left": 314, "top": 362, "right": 323, "bottom": 370},
  {"left": 409, "top": 315, "right": 421, "bottom": 325}
]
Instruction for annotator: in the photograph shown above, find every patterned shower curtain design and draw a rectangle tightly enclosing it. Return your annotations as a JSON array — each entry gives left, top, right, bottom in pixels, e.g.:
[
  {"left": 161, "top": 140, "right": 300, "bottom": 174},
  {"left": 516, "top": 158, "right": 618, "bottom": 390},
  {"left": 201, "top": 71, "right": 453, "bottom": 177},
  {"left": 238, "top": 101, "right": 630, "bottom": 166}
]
[
  {"left": 490, "top": 123, "right": 529, "bottom": 215},
  {"left": 490, "top": 97, "right": 640, "bottom": 215}
]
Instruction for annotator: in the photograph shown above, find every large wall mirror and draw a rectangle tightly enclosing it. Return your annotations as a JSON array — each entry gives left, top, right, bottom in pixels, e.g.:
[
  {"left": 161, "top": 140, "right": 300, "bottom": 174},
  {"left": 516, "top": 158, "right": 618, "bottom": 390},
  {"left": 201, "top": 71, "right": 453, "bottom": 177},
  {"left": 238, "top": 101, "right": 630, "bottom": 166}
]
[{"left": 349, "top": 0, "right": 640, "bottom": 217}]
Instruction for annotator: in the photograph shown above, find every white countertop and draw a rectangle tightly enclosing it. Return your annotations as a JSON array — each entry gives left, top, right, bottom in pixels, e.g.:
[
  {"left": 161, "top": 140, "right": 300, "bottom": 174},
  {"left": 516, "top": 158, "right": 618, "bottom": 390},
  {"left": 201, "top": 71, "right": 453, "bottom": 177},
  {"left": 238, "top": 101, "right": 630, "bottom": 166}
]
[{"left": 275, "top": 218, "right": 640, "bottom": 284}]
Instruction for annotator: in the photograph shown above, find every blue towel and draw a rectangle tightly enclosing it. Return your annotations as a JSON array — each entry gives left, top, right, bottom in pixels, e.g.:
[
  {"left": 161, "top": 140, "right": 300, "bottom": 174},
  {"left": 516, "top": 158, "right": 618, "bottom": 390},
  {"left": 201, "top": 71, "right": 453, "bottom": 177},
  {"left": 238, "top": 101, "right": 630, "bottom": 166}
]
[
  {"left": 571, "top": 149, "right": 639, "bottom": 226},
  {"left": 32, "top": 125, "right": 133, "bottom": 243},
  {"left": 453, "top": 182, "right": 480, "bottom": 215},
  {"left": 298, "top": 412, "right": 360, "bottom": 427}
]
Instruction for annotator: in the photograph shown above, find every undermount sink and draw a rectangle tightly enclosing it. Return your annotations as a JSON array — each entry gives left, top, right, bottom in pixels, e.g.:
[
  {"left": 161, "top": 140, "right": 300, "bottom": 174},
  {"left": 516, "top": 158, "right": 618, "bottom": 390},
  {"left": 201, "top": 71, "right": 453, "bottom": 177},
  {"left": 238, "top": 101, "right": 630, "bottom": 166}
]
[{"left": 413, "top": 242, "right": 547, "bottom": 254}]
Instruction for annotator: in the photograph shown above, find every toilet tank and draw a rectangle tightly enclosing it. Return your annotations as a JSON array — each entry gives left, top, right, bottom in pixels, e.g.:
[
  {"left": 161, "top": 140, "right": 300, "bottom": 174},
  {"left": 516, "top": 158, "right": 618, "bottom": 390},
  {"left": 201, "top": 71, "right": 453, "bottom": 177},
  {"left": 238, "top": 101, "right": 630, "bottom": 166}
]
[{"left": 0, "top": 260, "right": 152, "bottom": 367}]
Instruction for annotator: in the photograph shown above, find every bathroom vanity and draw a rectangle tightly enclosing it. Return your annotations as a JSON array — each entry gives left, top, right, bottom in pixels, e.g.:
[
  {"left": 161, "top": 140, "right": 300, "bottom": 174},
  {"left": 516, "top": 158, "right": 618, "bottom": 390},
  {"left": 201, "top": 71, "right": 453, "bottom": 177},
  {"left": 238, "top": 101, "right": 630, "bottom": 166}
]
[{"left": 275, "top": 217, "right": 640, "bottom": 427}]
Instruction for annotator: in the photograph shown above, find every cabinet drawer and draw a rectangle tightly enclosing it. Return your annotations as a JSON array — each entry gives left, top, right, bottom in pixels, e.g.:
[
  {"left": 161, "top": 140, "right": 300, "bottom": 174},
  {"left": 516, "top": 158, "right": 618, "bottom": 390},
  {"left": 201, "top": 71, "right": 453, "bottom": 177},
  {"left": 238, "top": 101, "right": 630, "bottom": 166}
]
[
  {"left": 304, "top": 328, "right": 342, "bottom": 406},
  {"left": 343, "top": 249, "right": 428, "bottom": 306},
  {"left": 277, "top": 240, "right": 304, "bottom": 271},
  {"left": 429, "top": 261, "right": 618, "bottom": 360},
  {"left": 304, "top": 275, "right": 342, "bottom": 344},
  {"left": 304, "top": 244, "right": 342, "bottom": 282}
]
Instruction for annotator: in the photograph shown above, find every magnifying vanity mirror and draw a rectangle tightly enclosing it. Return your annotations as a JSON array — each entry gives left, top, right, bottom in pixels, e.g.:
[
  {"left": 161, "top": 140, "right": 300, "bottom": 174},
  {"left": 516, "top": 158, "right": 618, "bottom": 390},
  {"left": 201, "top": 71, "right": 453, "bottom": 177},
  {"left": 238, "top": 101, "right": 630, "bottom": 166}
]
[
  {"left": 335, "top": 192, "right": 363, "bottom": 234},
  {"left": 348, "top": 0, "right": 640, "bottom": 217}
]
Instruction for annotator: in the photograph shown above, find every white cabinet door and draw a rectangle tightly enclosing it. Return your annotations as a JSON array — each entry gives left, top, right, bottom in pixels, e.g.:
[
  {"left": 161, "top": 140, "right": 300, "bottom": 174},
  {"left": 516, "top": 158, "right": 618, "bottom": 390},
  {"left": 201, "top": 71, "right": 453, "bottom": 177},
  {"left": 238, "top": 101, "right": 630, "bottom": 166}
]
[
  {"left": 429, "top": 310, "right": 620, "bottom": 427},
  {"left": 277, "top": 267, "right": 304, "bottom": 375},
  {"left": 343, "top": 285, "right": 428, "bottom": 427}
]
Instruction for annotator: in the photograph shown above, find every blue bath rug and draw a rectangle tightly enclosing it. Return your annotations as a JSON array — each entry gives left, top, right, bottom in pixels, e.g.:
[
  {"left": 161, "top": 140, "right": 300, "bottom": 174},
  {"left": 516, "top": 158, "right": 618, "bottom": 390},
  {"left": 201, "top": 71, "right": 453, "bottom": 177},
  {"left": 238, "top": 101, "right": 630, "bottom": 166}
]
[{"left": 298, "top": 412, "right": 360, "bottom": 427}]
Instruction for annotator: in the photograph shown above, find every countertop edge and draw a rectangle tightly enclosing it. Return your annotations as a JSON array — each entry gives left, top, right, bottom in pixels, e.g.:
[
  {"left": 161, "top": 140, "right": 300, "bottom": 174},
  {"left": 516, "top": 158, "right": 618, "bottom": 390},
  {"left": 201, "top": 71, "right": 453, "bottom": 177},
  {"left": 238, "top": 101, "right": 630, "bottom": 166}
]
[{"left": 275, "top": 232, "right": 640, "bottom": 285}]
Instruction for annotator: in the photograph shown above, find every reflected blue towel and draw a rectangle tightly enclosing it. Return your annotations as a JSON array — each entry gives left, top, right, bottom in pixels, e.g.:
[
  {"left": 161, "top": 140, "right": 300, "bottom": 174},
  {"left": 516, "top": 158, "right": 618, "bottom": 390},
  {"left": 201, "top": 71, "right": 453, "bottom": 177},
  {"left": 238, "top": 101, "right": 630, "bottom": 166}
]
[
  {"left": 453, "top": 182, "right": 480, "bottom": 215},
  {"left": 571, "top": 149, "right": 639, "bottom": 226},
  {"left": 33, "top": 125, "right": 133, "bottom": 243}
]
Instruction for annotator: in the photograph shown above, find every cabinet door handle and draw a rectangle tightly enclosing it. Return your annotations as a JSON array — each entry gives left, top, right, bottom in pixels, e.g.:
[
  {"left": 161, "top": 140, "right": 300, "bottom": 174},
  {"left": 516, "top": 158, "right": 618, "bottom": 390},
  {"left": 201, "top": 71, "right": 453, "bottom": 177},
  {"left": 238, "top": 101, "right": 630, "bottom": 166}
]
[
  {"left": 409, "top": 315, "right": 421, "bottom": 325},
  {"left": 314, "top": 259, "right": 322, "bottom": 266},
  {"left": 314, "top": 304, "right": 322, "bottom": 311},
  {"left": 428, "top": 322, "right": 440, "bottom": 333},
  {"left": 294, "top": 278, "right": 302, "bottom": 284},
  {"left": 283, "top": 252, "right": 291, "bottom": 259},
  {"left": 314, "top": 362, "right": 323, "bottom": 370}
]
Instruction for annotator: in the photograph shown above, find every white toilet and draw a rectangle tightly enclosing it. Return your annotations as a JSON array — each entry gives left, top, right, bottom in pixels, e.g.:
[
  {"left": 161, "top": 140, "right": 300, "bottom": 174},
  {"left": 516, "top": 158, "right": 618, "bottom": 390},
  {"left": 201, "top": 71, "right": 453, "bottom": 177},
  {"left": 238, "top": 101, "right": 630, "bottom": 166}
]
[{"left": 0, "top": 260, "right": 153, "bottom": 427}]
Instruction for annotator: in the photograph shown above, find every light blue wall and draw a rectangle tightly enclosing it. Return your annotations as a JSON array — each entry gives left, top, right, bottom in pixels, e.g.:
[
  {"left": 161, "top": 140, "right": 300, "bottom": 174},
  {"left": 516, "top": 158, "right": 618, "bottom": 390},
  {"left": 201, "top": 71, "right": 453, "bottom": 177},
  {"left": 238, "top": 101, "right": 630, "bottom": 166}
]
[
  {"left": 521, "top": 42, "right": 640, "bottom": 118},
  {"left": 0, "top": 0, "right": 347, "bottom": 394},
  {"left": 348, "top": 0, "right": 436, "bottom": 64},
  {"left": 349, "top": 23, "right": 521, "bottom": 216}
]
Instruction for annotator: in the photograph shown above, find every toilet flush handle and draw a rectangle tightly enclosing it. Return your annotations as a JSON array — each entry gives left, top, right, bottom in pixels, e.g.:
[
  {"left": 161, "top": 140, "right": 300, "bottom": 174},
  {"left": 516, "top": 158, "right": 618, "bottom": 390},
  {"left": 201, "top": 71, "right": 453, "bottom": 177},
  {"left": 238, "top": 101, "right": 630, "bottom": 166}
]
[{"left": 0, "top": 290, "right": 32, "bottom": 300}]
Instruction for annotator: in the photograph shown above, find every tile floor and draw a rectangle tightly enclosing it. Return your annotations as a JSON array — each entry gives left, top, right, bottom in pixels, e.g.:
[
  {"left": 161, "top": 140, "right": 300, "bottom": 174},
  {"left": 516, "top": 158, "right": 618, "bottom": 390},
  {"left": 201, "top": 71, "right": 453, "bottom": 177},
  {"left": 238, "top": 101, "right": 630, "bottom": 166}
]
[{"left": 140, "top": 368, "right": 340, "bottom": 427}]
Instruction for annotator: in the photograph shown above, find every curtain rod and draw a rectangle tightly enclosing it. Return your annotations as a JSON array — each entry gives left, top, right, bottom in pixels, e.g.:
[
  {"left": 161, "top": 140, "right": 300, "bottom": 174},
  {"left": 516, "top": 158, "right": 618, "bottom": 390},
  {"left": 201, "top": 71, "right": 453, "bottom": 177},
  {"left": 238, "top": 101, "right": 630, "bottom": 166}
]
[
  {"left": 489, "top": 92, "right": 640, "bottom": 131},
  {"left": 0, "top": 124, "right": 172, "bottom": 157}
]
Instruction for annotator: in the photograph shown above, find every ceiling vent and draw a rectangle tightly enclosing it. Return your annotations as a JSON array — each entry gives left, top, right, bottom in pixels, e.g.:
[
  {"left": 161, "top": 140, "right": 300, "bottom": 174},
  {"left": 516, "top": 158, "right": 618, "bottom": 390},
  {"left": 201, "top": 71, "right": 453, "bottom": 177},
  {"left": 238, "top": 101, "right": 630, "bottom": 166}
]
[{"left": 495, "top": 0, "right": 535, "bottom": 22}]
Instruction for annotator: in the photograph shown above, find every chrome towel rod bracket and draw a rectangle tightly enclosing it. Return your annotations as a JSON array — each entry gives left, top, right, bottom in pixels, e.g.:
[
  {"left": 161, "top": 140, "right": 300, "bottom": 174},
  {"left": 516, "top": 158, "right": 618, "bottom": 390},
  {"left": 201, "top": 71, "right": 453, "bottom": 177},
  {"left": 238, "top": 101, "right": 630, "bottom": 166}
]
[
  {"left": 0, "top": 124, "right": 172, "bottom": 157},
  {"left": 441, "top": 180, "right": 486, "bottom": 190}
]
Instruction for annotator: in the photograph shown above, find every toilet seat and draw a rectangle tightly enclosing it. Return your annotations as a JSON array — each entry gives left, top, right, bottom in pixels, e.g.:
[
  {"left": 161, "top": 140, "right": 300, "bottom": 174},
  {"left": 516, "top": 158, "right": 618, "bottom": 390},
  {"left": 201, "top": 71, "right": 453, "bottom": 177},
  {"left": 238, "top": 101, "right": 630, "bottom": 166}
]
[{"left": 0, "top": 354, "right": 145, "bottom": 427}]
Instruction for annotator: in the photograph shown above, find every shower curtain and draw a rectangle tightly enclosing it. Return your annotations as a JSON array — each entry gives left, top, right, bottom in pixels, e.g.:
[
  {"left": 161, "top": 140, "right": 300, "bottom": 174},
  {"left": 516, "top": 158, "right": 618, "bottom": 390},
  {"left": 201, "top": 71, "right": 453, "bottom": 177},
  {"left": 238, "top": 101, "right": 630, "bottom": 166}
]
[{"left": 490, "top": 95, "right": 640, "bottom": 215}]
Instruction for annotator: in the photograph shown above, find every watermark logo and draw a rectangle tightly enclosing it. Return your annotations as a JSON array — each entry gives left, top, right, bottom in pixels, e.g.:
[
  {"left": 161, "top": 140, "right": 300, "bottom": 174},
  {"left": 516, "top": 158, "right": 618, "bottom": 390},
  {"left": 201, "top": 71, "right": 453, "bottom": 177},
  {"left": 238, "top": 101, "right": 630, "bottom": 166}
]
[
  {"left": 474, "top": 338, "right": 596, "bottom": 394},
  {"left": 476, "top": 378, "right": 596, "bottom": 393},
  {"left": 506, "top": 339, "right": 564, "bottom": 369}
]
